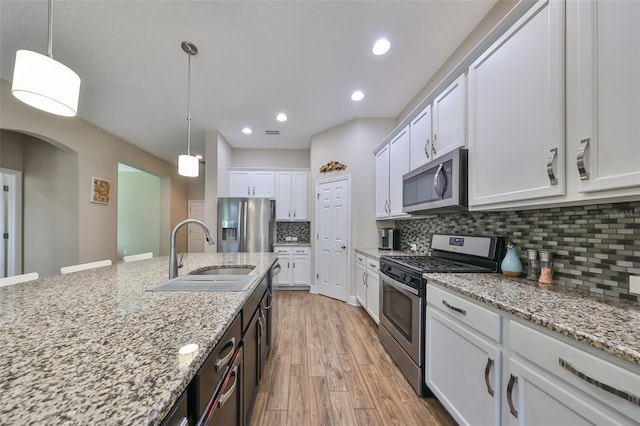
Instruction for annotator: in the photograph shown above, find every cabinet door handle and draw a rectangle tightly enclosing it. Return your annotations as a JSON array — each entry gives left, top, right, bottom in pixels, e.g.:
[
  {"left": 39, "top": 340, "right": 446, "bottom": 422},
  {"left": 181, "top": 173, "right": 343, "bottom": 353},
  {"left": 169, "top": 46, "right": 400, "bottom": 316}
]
[
  {"left": 217, "top": 365, "right": 239, "bottom": 408},
  {"left": 363, "top": 271, "right": 367, "bottom": 286},
  {"left": 287, "top": 261, "right": 290, "bottom": 268},
  {"left": 252, "top": 186, "right": 255, "bottom": 195},
  {"left": 264, "top": 289, "right": 274, "bottom": 310},
  {"left": 442, "top": 299, "right": 466, "bottom": 315},
  {"left": 293, "top": 209, "right": 296, "bottom": 217},
  {"left": 288, "top": 209, "right": 291, "bottom": 218},
  {"left": 507, "top": 374, "right": 518, "bottom": 418},
  {"left": 546, "top": 147, "right": 559, "bottom": 185},
  {"left": 424, "top": 139, "right": 430, "bottom": 159},
  {"left": 559, "top": 358, "right": 640, "bottom": 406},
  {"left": 577, "top": 138, "right": 590, "bottom": 180},
  {"left": 213, "top": 337, "right": 236, "bottom": 372},
  {"left": 247, "top": 186, "right": 251, "bottom": 196},
  {"left": 484, "top": 357, "right": 494, "bottom": 397},
  {"left": 432, "top": 133, "right": 437, "bottom": 156},
  {"left": 292, "top": 261, "right": 296, "bottom": 268}
]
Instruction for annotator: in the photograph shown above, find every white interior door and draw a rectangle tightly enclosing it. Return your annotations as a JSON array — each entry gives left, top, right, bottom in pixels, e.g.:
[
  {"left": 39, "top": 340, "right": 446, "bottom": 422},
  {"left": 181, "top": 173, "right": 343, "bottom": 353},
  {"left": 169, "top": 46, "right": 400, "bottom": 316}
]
[
  {"left": 0, "top": 168, "right": 23, "bottom": 278},
  {"left": 315, "top": 176, "right": 350, "bottom": 302},
  {"left": 188, "top": 200, "right": 205, "bottom": 252}
]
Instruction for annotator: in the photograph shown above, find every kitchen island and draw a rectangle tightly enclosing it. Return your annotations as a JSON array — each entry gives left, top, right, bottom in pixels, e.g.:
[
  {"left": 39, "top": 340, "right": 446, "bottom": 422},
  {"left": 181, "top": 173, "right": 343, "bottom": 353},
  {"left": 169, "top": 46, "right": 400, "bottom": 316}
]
[{"left": 0, "top": 252, "right": 278, "bottom": 425}]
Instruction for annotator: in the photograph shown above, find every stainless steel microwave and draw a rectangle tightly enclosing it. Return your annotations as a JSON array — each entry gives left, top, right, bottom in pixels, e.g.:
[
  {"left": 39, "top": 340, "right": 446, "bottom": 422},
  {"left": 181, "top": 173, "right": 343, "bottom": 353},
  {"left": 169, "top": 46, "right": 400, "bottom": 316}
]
[{"left": 402, "top": 148, "right": 468, "bottom": 214}]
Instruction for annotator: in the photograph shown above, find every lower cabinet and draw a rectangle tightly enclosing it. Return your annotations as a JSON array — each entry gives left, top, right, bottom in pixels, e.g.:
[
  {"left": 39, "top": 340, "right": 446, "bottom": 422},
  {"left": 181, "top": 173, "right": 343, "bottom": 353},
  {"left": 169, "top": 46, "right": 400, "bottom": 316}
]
[
  {"left": 426, "top": 291, "right": 501, "bottom": 426},
  {"left": 355, "top": 253, "right": 379, "bottom": 324},
  {"left": 201, "top": 348, "right": 243, "bottom": 426},
  {"left": 273, "top": 246, "right": 310, "bottom": 287},
  {"left": 425, "top": 283, "right": 640, "bottom": 426}
]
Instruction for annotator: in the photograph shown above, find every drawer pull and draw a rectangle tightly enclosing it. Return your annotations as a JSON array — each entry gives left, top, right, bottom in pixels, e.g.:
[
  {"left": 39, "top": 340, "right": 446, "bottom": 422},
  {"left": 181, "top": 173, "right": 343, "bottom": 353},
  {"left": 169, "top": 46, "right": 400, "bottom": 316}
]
[
  {"left": 559, "top": 358, "right": 640, "bottom": 406},
  {"left": 546, "top": 147, "right": 558, "bottom": 185},
  {"left": 442, "top": 299, "right": 466, "bottom": 315},
  {"left": 484, "top": 357, "right": 494, "bottom": 397},
  {"left": 264, "top": 289, "right": 274, "bottom": 310},
  {"left": 218, "top": 365, "right": 238, "bottom": 408},
  {"left": 577, "top": 138, "right": 590, "bottom": 180},
  {"left": 507, "top": 374, "right": 518, "bottom": 418},
  {"left": 213, "top": 337, "right": 236, "bottom": 372}
]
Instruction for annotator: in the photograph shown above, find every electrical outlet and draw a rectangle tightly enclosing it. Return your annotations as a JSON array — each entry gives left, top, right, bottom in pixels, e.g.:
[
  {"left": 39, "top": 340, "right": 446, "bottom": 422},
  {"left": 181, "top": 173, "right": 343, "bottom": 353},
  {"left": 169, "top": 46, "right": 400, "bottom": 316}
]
[
  {"left": 630, "top": 275, "right": 640, "bottom": 295},
  {"left": 285, "top": 236, "right": 293, "bottom": 242},
  {"left": 291, "top": 236, "right": 298, "bottom": 242},
  {"left": 410, "top": 243, "right": 418, "bottom": 252}
]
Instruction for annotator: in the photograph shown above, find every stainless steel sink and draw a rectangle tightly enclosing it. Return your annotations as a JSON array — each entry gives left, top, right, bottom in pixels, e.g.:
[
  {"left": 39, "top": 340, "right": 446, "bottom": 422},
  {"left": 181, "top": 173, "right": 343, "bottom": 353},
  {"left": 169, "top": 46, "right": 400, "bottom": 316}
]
[
  {"left": 147, "top": 274, "right": 255, "bottom": 292},
  {"left": 189, "top": 266, "right": 255, "bottom": 276}
]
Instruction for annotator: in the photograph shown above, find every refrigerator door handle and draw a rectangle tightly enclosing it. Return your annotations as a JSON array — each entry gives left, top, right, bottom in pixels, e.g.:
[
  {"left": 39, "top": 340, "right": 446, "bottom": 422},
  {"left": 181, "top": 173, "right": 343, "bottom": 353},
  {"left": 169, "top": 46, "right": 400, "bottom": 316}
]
[
  {"left": 242, "top": 201, "right": 248, "bottom": 252},
  {"left": 237, "top": 200, "right": 244, "bottom": 252}
]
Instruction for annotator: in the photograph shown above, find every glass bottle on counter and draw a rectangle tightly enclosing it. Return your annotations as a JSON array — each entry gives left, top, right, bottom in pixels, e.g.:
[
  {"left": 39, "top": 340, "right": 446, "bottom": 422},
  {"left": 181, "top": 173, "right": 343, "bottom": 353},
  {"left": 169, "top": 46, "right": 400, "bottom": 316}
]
[
  {"left": 526, "top": 249, "right": 539, "bottom": 281},
  {"left": 538, "top": 250, "right": 554, "bottom": 284}
]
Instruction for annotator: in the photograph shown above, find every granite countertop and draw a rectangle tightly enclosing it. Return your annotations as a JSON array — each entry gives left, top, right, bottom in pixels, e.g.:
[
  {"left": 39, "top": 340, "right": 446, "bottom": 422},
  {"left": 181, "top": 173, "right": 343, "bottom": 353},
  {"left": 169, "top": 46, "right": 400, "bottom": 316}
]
[
  {"left": 355, "top": 247, "right": 415, "bottom": 260},
  {"left": 424, "top": 273, "right": 640, "bottom": 365},
  {"left": 0, "top": 252, "right": 278, "bottom": 425}
]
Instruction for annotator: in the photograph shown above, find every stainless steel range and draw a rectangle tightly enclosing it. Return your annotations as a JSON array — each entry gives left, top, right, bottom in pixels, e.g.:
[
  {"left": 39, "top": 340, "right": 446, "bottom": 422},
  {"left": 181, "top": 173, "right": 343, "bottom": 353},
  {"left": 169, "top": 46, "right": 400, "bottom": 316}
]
[{"left": 378, "top": 234, "right": 505, "bottom": 396}]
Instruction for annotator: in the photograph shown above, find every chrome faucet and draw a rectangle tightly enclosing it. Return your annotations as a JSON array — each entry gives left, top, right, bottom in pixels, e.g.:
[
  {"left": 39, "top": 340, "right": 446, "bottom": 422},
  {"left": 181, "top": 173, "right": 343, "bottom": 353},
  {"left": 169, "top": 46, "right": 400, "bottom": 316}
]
[{"left": 169, "top": 219, "right": 214, "bottom": 279}]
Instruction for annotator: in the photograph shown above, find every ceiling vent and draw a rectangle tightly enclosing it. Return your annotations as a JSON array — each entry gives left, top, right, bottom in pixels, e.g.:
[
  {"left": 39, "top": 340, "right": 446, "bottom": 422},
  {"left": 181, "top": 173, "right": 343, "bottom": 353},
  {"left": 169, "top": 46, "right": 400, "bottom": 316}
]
[{"left": 265, "top": 130, "right": 280, "bottom": 135}]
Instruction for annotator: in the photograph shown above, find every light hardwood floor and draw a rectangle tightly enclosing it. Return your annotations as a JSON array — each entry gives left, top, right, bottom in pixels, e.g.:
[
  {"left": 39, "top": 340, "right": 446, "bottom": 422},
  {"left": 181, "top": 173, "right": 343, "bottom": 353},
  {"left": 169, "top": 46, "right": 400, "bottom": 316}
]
[{"left": 248, "top": 290, "right": 456, "bottom": 426}]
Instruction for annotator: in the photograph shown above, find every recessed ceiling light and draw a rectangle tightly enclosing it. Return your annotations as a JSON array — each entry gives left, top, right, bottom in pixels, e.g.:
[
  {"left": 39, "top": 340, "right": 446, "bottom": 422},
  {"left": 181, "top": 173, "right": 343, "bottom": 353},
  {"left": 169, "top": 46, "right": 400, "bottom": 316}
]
[
  {"left": 276, "top": 113, "right": 287, "bottom": 122},
  {"left": 372, "top": 38, "right": 391, "bottom": 56},
  {"left": 351, "top": 90, "right": 365, "bottom": 102},
  {"left": 242, "top": 127, "right": 252, "bottom": 134}
]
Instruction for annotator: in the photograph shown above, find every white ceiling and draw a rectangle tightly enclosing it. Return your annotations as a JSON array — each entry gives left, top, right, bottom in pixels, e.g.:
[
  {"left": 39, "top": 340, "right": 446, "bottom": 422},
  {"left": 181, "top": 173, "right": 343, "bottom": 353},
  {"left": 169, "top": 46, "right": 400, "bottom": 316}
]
[{"left": 0, "top": 0, "right": 498, "bottom": 165}]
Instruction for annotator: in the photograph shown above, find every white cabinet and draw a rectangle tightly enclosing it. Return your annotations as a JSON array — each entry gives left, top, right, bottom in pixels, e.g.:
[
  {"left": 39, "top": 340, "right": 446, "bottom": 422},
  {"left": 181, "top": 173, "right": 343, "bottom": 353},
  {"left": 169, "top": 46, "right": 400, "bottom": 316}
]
[
  {"left": 355, "top": 253, "right": 379, "bottom": 324},
  {"left": 375, "top": 126, "right": 410, "bottom": 219},
  {"left": 228, "top": 171, "right": 275, "bottom": 198},
  {"left": 409, "top": 75, "right": 466, "bottom": 172},
  {"left": 275, "top": 172, "right": 308, "bottom": 221},
  {"left": 468, "top": 0, "right": 565, "bottom": 208},
  {"left": 273, "top": 246, "right": 310, "bottom": 287},
  {"left": 571, "top": 0, "right": 640, "bottom": 195},
  {"left": 375, "top": 144, "right": 390, "bottom": 218},
  {"left": 432, "top": 74, "right": 466, "bottom": 159},
  {"left": 505, "top": 319, "right": 640, "bottom": 425},
  {"left": 410, "top": 104, "right": 432, "bottom": 170},
  {"left": 426, "top": 285, "right": 501, "bottom": 426}
]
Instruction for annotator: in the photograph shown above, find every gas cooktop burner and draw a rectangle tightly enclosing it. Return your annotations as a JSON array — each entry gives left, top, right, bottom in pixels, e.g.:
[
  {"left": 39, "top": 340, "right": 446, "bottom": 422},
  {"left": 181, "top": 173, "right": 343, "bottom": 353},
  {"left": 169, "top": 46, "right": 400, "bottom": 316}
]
[{"left": 383, "top": 255, "right": 493, "bottom": 273}]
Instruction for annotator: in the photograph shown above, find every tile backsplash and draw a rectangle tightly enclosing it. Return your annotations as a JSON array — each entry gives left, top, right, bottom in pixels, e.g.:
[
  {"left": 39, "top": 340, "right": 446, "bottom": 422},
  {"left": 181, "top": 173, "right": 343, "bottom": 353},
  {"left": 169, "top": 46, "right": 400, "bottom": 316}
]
[
  {"left": 395, "top": 201, "right": 640, "bottom": 301},
  {"left": 276, "top": 221, "right": 311, "bottom": 243}
]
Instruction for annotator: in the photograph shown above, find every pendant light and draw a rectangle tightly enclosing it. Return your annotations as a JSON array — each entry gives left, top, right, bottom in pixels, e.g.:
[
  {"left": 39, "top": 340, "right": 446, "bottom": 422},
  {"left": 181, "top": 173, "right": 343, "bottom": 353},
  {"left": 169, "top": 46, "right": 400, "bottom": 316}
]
[
  {"left": 177, "top": 41, "right": 200, "bottom": 177},
  {"left": 11, "top": 0, "right": 81, "bottom": 117}
]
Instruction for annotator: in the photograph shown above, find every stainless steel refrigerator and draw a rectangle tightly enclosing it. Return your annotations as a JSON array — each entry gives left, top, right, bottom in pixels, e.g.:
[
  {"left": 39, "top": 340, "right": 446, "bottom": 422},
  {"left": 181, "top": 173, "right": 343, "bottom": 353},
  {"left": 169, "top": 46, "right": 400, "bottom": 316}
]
[{"left": 217, "top": 198, "right": 275, "bottom": 252}]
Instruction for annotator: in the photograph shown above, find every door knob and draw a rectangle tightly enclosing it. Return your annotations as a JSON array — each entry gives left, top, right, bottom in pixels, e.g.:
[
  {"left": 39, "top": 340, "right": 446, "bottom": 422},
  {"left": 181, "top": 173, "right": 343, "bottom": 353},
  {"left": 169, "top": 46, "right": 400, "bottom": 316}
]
[{"left": 341, "top": 245, "right": 346, "bottom": 249}]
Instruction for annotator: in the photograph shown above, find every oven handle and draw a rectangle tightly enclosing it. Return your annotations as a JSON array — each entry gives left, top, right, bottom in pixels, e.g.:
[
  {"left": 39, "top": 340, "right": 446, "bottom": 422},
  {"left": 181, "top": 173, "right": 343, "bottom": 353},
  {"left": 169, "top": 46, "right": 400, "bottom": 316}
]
[{"left": 381, "top": 271, "right": 419, "bottom": 296}]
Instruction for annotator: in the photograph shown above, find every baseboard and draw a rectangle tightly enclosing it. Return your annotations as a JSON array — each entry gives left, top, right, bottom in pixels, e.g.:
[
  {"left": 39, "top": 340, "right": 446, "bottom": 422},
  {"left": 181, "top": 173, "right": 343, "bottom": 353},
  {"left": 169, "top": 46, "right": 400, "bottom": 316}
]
[
  {"left": 275, "top": 285, "right": 310, "bottom": 291},
  {"left": 348, "top": 295, "right": 358, "bottom": 306}
]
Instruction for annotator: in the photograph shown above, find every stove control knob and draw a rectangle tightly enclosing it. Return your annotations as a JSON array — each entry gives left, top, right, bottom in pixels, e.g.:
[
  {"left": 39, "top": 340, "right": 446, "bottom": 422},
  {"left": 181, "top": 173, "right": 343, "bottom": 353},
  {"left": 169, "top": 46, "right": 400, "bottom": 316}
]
[{"left": 402, "top": 272, "right": 408, "bottom": 282}]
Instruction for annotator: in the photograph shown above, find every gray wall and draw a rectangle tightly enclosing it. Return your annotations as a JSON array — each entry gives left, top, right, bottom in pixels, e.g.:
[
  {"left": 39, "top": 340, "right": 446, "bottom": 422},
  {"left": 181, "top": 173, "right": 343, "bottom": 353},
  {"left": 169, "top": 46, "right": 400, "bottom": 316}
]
[
  {"left": 22, "top": 136, "right": 79, "bottom": 277},
  {"left": 1, "top": 79, "right": 190, "bottom": 274}
]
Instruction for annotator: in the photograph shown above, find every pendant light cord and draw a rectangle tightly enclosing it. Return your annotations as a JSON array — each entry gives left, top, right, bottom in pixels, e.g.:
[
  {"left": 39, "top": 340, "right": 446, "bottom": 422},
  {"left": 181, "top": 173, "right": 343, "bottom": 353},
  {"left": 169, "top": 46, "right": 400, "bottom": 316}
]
[
  {"left": 187, "top": 48, "right": 192, "bottom": 156},
  {"left": 47, "top": 0, "right": 53, "bottom": 58}
]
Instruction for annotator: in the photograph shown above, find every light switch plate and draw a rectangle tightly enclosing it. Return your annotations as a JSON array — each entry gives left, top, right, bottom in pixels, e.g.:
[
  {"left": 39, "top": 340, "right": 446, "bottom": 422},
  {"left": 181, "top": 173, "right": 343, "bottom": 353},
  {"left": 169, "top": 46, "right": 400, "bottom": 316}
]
[{"left": 630, "top": 275, "right": 640, "bottom": 295}]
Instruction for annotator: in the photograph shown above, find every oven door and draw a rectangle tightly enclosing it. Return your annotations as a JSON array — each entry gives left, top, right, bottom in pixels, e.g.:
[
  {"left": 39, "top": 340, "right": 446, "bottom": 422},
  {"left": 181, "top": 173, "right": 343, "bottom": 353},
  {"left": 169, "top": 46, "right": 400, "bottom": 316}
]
[{"left": 379, "top": 271, "right": 422, "bottom": 365}]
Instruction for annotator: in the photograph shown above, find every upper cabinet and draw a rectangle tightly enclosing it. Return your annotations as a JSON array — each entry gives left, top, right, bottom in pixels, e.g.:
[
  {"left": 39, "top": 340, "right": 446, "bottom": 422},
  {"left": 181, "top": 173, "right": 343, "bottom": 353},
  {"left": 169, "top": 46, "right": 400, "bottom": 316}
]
[
  {"left": 275, "top": 171, "right": 308, "bottom": 221},
  {"left": 468, "top": 0, "right": 565, "bottom": 208},
  {"left": 228, "top": 170, "right": 275, "bottom": 198},
  {"left": 409, "top": 75, "right": 466, "bottom": 171},
  {"left": 376, "top": 126, "right": 410, "bottom": 219},
  {"left": 432, "top": 74, "right": 466, "bottom": 160},
  {"left": 570, "top": 0, "right": 640, "bottom": 195}
]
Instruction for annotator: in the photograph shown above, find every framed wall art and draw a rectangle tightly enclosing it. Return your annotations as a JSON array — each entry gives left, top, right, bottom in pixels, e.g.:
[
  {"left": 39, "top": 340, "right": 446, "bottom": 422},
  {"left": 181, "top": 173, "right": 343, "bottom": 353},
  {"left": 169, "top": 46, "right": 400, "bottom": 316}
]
[{"left": 90, "top": 176, "right": 111, "bottom": 204}]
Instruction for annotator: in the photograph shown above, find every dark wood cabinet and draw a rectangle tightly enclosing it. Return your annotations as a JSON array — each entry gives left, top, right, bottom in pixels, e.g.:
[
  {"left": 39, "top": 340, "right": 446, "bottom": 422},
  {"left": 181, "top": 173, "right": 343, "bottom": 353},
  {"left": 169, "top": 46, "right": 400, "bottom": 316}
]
[{"left": 201, "top": 347, "right": 243, "bottom": 426}]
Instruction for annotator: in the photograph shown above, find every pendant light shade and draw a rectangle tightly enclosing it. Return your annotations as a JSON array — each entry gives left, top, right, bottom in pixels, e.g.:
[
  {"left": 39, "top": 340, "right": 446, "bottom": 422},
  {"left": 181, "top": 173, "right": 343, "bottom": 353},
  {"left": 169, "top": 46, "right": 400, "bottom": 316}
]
[
  {"left": 11, "top": 1, "right": 81, "bottom": 117},
  {"left": 178, "top": 154, "right": 199, "bottom": 177},
  {"left": 177, "top": 41, "right": 199, "bottom": 177}
]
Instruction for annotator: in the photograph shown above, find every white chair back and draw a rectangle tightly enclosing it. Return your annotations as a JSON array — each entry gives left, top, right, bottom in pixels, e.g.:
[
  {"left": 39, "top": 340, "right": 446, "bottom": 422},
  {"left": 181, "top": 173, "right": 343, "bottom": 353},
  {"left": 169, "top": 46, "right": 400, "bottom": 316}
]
[
  {"left": 123, "top": 252, "right": 153, "bottom": 262},
  {"left": 0, "top": 272, "right": 39, "bottom": 287},
  {"left": 60, "top": 259, "right": 112, "bottom": 274}
]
